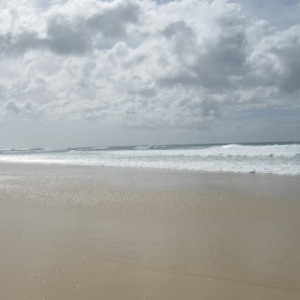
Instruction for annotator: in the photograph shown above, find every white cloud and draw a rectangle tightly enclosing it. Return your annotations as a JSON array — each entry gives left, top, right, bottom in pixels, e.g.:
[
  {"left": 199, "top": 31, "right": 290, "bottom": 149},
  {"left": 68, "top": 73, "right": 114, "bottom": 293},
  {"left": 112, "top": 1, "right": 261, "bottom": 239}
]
[{"left": 0, "top": 0, "right": 299, "bottom": 133}]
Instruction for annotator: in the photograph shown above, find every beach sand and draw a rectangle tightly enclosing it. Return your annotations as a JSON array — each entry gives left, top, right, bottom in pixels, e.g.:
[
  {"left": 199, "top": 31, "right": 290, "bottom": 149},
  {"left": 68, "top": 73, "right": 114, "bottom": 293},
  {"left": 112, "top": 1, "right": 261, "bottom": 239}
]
[{"left": 0, "top": 163, "right": 299, "bottom": 299}]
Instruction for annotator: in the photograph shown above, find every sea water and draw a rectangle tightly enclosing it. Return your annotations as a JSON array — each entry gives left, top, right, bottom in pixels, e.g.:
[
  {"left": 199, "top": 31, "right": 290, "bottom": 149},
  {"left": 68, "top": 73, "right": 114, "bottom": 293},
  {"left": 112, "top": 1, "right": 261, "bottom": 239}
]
[{"left": 0, "top": 142, "right": 300, "bottom": 175}]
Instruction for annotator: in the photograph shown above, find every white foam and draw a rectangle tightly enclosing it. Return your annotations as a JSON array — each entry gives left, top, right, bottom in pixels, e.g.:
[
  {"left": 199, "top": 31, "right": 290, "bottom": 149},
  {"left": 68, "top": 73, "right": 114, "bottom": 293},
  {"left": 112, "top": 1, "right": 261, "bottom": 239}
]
[{"left": 0, "top": 144, "right": 299, "bottom": 175}]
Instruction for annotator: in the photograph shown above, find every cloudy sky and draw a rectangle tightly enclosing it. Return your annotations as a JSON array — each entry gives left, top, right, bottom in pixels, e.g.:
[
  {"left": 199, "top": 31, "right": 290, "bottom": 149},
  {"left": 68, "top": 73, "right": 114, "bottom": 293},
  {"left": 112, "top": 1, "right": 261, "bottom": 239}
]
[{"left": 0, "top": 0, "right": 300, "bottom": 148}]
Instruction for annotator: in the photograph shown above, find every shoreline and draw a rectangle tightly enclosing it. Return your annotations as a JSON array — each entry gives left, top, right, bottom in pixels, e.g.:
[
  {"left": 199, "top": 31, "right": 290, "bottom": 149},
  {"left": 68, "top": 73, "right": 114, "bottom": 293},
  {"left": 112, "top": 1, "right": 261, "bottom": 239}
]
[
  {"left": 0, "top": 163, "right": 299, "bottom": 299},
  {"left": 0, "top": 160, "right": 299, "bottom": 178}
]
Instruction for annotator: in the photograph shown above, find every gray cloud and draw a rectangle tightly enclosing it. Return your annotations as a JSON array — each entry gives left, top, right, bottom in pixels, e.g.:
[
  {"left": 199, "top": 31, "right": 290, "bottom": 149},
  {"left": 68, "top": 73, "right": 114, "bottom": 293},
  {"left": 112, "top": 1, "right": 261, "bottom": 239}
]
[
  {"left": 87, "top": 1, "right": 139, "bottom": 37},
  {"left": 0, "top": 0, "right": 300, "bottom": 135},
  {"left": 0, "top": 0, "right": 139, "bottom": 56},
  {"left": 236, "top": 0, "right": 300, "bottom": 28},
  {"left": 271, "top": 27, "right": 300, "bottom": 93},
  {"left": 45, "top": 17, "right": 92, "bottom": 55}
]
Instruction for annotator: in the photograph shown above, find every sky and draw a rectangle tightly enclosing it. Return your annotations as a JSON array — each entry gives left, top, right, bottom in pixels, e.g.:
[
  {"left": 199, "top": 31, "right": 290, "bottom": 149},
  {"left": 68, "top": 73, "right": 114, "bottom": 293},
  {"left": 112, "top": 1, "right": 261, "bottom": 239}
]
[{"left": 0, "top": 0, "right": 300, "bottom": 148}]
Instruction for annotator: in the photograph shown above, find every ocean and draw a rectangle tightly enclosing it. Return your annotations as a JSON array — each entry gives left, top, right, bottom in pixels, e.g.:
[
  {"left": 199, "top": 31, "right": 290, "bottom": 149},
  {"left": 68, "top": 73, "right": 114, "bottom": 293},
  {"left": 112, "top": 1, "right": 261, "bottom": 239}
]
[{"left": 0, "top": 142, "right": 299, "bottom": 175}]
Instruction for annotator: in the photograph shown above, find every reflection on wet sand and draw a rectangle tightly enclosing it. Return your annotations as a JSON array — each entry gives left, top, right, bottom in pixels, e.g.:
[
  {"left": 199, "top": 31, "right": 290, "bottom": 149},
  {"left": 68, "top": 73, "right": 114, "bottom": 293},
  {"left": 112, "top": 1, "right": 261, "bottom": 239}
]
[{"left": 0, "top": 164, "right": 299, "bottom": 299}]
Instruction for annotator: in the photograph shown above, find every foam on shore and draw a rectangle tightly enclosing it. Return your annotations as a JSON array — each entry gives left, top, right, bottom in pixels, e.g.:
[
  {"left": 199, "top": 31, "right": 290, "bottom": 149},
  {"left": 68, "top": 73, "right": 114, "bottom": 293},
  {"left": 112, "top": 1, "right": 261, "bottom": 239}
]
[{"left": 0, "top": 142, "right": 300, "bottom": 175}]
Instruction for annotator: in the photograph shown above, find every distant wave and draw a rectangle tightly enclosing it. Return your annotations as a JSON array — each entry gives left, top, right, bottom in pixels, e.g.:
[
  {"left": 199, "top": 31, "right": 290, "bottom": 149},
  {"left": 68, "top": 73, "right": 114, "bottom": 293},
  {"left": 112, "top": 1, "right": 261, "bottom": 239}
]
[
  {"left": 0, "top": 142, "right": 299, "bottom": 175},
  {"left": 133, "top": 145, "right": 169, "bottom": 150},
  {"left": 133, "top": 145, "right": 154, "bottom": 150}
]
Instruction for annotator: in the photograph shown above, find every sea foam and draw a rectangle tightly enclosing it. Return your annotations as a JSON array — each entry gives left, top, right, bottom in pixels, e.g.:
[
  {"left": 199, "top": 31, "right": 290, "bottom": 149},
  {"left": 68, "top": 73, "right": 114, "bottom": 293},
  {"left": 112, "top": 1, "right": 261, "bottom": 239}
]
[{"left": 0, "top": 143, "right": 299, "bottom": 175}]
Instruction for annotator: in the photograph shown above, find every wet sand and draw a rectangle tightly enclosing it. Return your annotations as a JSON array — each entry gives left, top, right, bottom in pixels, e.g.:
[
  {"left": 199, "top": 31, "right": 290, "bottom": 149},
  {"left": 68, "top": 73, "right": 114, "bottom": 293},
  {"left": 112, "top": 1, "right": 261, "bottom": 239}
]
[{"left": 0, "top": 163, "right": 299, "bottom": 300}]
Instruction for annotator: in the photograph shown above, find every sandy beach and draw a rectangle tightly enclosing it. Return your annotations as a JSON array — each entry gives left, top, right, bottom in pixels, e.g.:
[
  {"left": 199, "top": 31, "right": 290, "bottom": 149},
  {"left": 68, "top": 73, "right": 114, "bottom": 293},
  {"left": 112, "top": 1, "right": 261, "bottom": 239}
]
[{"left": 0, "top": 163, "right": 299, "bottom": 300}]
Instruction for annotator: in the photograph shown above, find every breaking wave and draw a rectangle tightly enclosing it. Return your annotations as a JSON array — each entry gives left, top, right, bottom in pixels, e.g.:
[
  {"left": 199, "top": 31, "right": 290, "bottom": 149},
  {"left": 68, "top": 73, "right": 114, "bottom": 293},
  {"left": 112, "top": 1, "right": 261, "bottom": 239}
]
[{"left": 0, "top": 142, "right": 299, "bottom": 175}]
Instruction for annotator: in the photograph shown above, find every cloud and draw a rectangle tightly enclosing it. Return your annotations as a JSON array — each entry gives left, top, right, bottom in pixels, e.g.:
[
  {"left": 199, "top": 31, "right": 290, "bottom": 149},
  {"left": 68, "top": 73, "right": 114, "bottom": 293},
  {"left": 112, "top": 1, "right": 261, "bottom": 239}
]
[
  {"left": 236, "top": 0, "right": 300, "bottom": 29},
  {"left": 0, "top": 0, "right": 140, "bottom": 55},
  {"left": 0, "top": 0, "right": 300, "bottom": 132}
]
